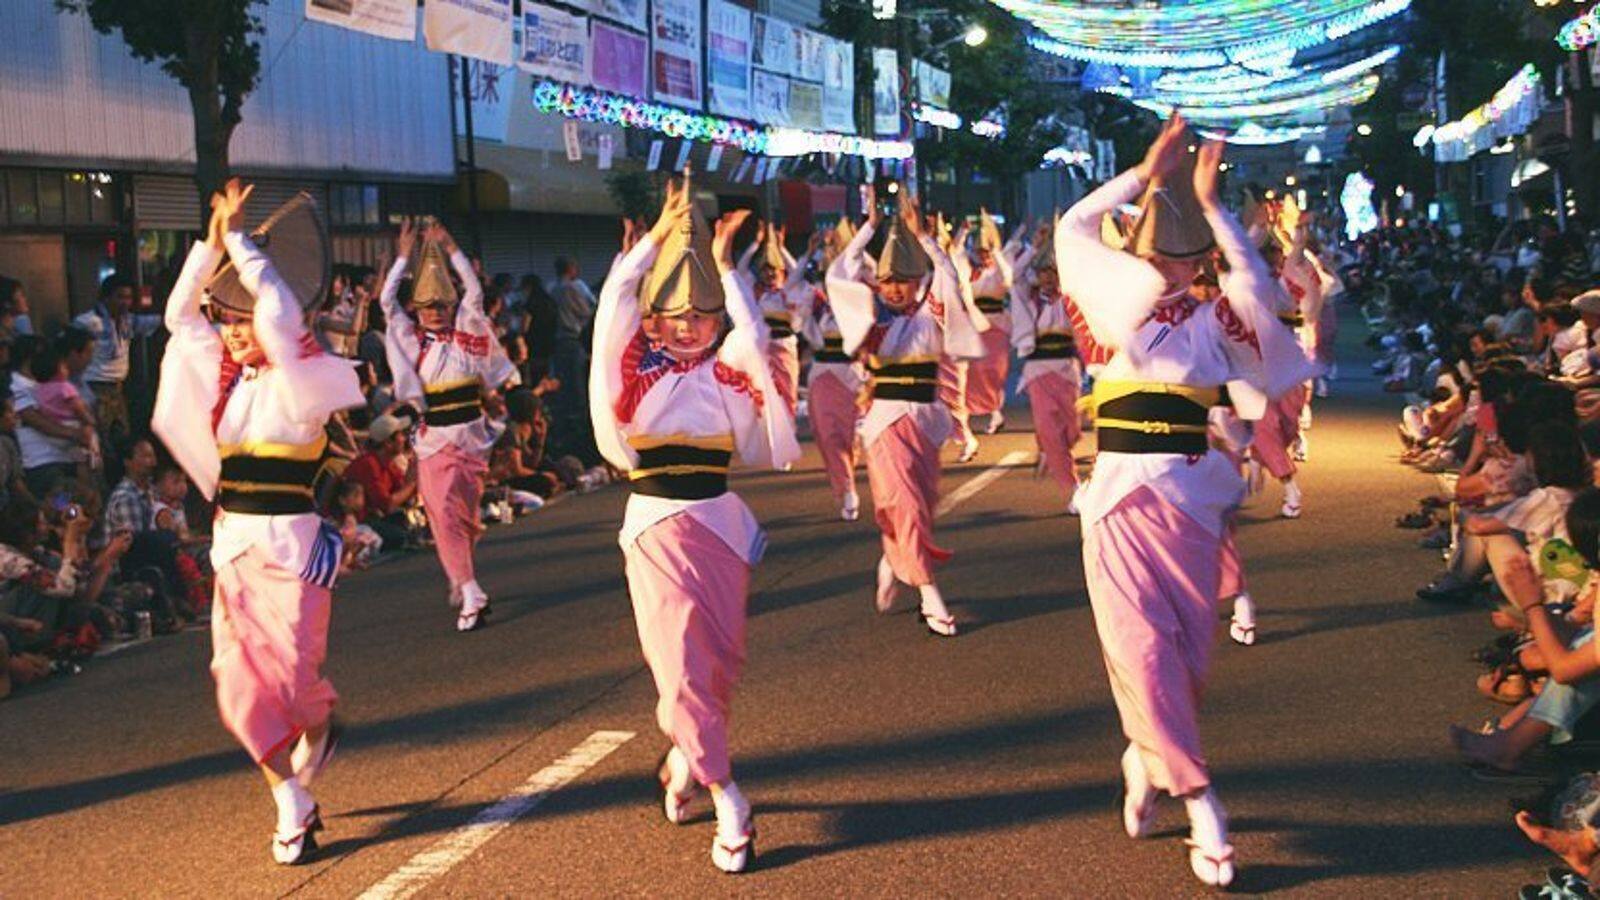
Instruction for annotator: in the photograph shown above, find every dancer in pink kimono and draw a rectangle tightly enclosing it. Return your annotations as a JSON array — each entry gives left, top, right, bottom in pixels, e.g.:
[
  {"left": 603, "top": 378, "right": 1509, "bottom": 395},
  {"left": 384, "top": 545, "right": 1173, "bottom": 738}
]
[
  {"left": 154, "top": 180, "right": 364, "bottom": 865},
  {"left": 380, "top": 219, "right": 518, "bottom": 632},
  {"left": 741, "top": 222, "right": 804, "bottom": 415},
  {"left": 1248, "top": 198, "right": 1317, "bottom": 517},
  {"left": 1008, "top": 221, "right": 1083, "bottom": 513},
  {"left": 826, "top": 190, "right": 985, "bottom": 637},
  {"left": 1058, "top": 116, "right": 1316, "bottom": 888},
  {"left": 590, "top": 174, "right": 799, "bottom": 874},
  {"left": 961, "top": 210, "right": 1016, "bottom": 435},
  {"left": 800, "top": 221, "right": 866, "bottom": 521}
]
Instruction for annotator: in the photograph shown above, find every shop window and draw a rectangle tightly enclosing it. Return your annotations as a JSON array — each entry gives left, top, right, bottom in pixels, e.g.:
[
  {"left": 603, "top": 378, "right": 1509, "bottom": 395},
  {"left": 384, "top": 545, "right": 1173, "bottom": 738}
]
[
  {"left": 8, "top": 171, "right": 38, "bottom": 224},
  {"left": 331, "top": 183, "right": 383, "bottom": 227},
  {"left": 37, "top": 173, "right": 65, "bottom": 225}
]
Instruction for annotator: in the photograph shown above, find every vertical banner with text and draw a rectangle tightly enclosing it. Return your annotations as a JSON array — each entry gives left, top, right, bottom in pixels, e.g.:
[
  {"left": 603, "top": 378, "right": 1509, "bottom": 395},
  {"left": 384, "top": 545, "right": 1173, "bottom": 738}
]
[
  {"left": 706, "top": 0, "right": 752, "bottom": 119},
  {"left": 651, "top": 0, "right": 702, "bottom": 108},
  {"left": 304, "top": 0, "right": 416, "bottom": 40},
  {"left": 424, "top": 0, "right": 515, "bottom": 64}
]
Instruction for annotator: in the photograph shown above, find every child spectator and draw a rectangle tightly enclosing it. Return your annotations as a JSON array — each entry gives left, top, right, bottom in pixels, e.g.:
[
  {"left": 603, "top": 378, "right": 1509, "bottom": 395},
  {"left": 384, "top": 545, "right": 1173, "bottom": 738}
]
[
  {"left": 328, "top": 480, "right": 383, "bottom": 572},
  {"left": 28, "top": 346, "right": 99, "bottom": 474}
]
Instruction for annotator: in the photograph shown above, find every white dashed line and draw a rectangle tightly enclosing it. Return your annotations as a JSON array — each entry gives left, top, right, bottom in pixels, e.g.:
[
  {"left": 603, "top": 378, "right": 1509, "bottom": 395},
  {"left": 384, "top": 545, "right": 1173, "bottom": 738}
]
[
  {"left": 936, "top": 450, "right": 1032, "bottom": 517},
  {"left": 357, "top": 730, "right": 636, "bottom": 900}
]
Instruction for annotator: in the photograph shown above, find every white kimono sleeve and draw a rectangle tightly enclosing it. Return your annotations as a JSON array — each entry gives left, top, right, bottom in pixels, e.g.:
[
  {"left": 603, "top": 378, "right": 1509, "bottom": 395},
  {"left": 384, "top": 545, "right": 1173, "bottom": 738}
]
[
  {"left": 152, "top": 241, "right": 225, "bottom": 499},
  {"left": 825, "top": 219, "right": 881, "bottom": 356},
  {"left": 1057, "top": 169, "right": 1166, "bottom": 351},
  {"left": 1008, "top": 245, "right": 1040, "bottom": 356},
  {"left": 588, "top": 235, "right": 658, "bottom": 472},
  {"left": 223, "top": 230, "right": 364, "bottom": 426},
  {"left": 926, "top": 235, "right": 985, "bottom": 359},
  {"left": 380, "top": 256, "right": 425, "bottom": 406},
  {"left": 718, "top": 271, "right": 801, "bottom": 470},
  {"left": 450, "top": 249, "right": 519, "bottom": 390}
]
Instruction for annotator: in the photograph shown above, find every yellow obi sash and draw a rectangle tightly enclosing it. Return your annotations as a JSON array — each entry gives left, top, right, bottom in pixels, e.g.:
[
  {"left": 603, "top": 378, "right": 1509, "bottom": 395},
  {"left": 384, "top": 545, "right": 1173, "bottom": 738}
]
[
  {"left": 764, "top": 313, "right": 795, "bottom": 339},
  {"left": 424, "top": 376, "right": 485, "bottom": 427},
  {"left": 627, "top": 433, "right": 733, "bottom": 500},
  {"left": 1091, "top": 380, "right": 1219, "bottom": 455},
  {"left": 814, "top": 333, "right": 850, "bottom": 363},
  {"left": 218, "top": 435, "right": 335, "bottom": 515},
  {"left": 866, "top": 354, "right": 939, "bottom": 403},
  {"left": 975, "top": 295, "right": 1007, "bottom": 315}
]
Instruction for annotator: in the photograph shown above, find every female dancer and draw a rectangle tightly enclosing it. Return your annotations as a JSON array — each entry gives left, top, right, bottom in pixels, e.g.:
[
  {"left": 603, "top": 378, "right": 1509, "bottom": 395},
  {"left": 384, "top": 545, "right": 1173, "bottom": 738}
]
[
  {"left": 800, "top": 222, "right": 866, "bottom": 520},
  {"left": 1008, "top": 220, "right": 1083, "bottom": 513},
  {"left": 1058, "top": 116, "right": 1314, "bottom": 887},
  {"left": 590, "top": 173, "right": 799, "bottom": 873},
  {"left": 154, "top": 180, "right": 364, "bottom": 864},
  {"left": 380, "top": 219, "right": 518, "bottom": 631},
  {"left": 742, "top": 222, "right": 804, "bottom": 413},
  {"left": 826, "top": 190, "right": 985, "bottom": 636},
  {"left": 1249, "top": 198, "right": 1317, "bottom": 517},
  {"left": 963, "top": 210, "right": 1015, "bottom": 435}
]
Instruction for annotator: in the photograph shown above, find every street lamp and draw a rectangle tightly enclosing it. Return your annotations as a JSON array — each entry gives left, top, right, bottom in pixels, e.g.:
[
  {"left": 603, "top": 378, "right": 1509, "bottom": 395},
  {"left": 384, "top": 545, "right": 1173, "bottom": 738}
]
[
  {"left": 963, "top": 23, "right": 988, "bottom": 46},
  {"left": 1356, "top": 123, "right": 1373, "bottom": 136}
]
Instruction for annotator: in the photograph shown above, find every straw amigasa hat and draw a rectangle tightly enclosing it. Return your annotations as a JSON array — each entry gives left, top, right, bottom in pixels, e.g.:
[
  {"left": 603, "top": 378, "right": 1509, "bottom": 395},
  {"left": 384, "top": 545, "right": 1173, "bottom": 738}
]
[
  {"left": 1274, "top": 193, "right": 1306, "bottom": 251},
  {"left": 205, "top": 191, "right": 330, "bottom": 317},
  {"left": 825, "top": 217, "right": 856, "bottom": 265},
  {"left": 875, "top": 215, "right": 932, "bottom": 283},
  {"left": 640, "top": 185, "right": 726, "bottom": 317},
  {"left": 1126, "top": 148, "right": 1215, "bottom": 260},
  {"left": 978, "top": 208, "right": 1003, "bottom": 254},
  {"left": 410, "top": 235, "right": 459, "bottom": 309},
  {"left": 1031, "top": 217, "right": 1059, "bottom": 273},
  {"left": 757, "top": 223, "right": 788, "bottom": 276},
  {"left": 1100, "top": 212, "right": 1128, "bottom": 251}
]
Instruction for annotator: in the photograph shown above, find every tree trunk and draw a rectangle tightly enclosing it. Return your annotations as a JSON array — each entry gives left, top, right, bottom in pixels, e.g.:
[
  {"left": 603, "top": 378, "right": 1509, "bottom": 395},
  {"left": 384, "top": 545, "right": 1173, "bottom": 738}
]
[
  {"left": 1568, "top": 52, "right": 1597, "bottom": 225},
  {"left": 184, "top": 25, "right": 233, "bottom": 228}
]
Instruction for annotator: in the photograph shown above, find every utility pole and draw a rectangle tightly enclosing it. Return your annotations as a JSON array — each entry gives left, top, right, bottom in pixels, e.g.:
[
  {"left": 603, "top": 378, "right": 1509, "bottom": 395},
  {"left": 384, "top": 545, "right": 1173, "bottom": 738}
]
[{"left": 456, "top": 55, "right": 483, "bottom": 258}]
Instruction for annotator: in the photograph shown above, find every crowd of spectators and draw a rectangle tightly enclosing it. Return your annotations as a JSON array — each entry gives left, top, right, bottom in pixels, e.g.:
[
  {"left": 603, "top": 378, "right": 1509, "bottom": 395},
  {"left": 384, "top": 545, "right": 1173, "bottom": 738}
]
[
  {"left": 1372, "top": 217, "right": 1600, "bottom": 895},
  {"left": 0, "top": 245, "right": 611, "bottom": 700}
]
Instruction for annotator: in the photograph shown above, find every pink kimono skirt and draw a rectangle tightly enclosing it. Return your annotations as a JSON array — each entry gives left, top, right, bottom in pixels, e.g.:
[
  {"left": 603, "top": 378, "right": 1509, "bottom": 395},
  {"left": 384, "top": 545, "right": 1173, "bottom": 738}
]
[
  {"left": 1025, "top": 371, "right": 1081, "bottom": 504},
  {"left": 418, "top": 443, "right": 488, "bottom": 595},
  {"left": 965, "top": 328, "right": 1011, "bottom": 417},
  {"left": 809, "top": 371, "right": 861, "bottom": 502},
  {"left": 866, "top": 415, "right": 951, "bottom": 586},
  {"left": 624, "top": 513, "right": 749, "bottom": 786},
  {"left": 211, "top": 547, "right": 337, "bottom": 764},
  {"left": 1083, "top": 486, "right": 1221, "bottom": 796},
  {"left": 1250, "top": 385, "right": 1306, "bottom": 480},
  {"left": 938, "top": 357, "right": 973, "bottom": 445}
]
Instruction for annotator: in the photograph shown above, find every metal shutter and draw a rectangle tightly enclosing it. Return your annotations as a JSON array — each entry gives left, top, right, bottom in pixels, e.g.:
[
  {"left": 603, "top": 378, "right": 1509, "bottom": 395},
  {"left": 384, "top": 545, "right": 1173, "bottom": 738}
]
[{"left": 132, "top": 175, "right": 203, "bottom": 231}]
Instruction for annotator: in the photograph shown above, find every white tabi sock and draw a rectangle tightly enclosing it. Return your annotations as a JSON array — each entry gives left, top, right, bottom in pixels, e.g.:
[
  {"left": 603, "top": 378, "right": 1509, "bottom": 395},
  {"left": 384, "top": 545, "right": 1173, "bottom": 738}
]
[
  {"left": 712, "top": 781, "right": 751, "bottom": 840},
  {"left": 918, "top": 582, "right": 953, "bottom": 621},
  {"left": 1184, "top": 788, "right": 1230, "bottom": 852},
  {"left": 1232, "top": 593, "right": 1256, "bottom": 629},
  {"left": 271, "top": 778, "right": 315, "bottom": 836},
  {"left": 1282, "top": 479, "right": 1302, "bottom": 508},
  {"left": 459, "top": 581, "right": 489, "bottom": 614}
]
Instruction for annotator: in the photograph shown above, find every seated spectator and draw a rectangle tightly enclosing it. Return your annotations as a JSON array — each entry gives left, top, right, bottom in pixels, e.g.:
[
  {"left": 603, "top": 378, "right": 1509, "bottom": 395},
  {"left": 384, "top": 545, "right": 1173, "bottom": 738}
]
[
  {"left": 0, "top": 395, "right": 31, "bottom": 510},
  {"left": 341, "top": 412, "right": 419, "bottom": 552},
  {"left": 29, "top": 345, "right": 101, "bottom": 476},
  {"left": 327, "top": 481, "right": 383, "bottom": 572},
  {"left": 105, "top": 437, "right": 194, "bottom": 626}
]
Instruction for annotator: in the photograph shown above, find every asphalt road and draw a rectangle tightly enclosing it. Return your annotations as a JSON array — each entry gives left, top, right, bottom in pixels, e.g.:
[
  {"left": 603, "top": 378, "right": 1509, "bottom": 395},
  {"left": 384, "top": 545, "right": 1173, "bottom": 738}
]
[{"left": 0, "top": 323, "right": 1550, "bottom": 898}]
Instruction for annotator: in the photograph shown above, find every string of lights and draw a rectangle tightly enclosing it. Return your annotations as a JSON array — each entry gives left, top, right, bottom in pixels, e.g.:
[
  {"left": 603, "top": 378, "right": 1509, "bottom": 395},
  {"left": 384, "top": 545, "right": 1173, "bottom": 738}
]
[
  {"left": 1197, "top": 123, "right": 1327, "bottom": 145},
  {"left": 1423, "top": 64, "right": 1542, "bottom": 162},
  {"left": 1129, "top": 74, "right": 1380, "bottom": 125},
  {"left": 1016, "top": 0, "right": 1410, "bottom": 69},
  {"left": 1097, "top": 46, "right": 1398, "bottom": 109},
  {"left": 1557, "top": 5, "right": 1600, "bottom": 51}
]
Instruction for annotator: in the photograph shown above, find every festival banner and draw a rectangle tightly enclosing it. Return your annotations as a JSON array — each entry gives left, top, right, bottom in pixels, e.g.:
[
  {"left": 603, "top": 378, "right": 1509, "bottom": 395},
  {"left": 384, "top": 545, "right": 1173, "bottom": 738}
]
[
  {"left": 752, "top": 15, "right": 796, "bottom": 76},
  {"left": 651, "top": 0, "right": 702, "bottom": 109},
  {"left": 424, "top": 0, "right": 515, "bottom": 65},
  {"left": 452, "top": 57, "right": 513, "bottom": 142},
  {"left": 822, "top": 38, "right": 855, "bottom": 134},
  {"left": 913, "top": 59, "right": 951, "bottom": 109},
  {"left": 519, "top": 3, "right": 590, "bottom": 87},
  {"left": 796, "top": 28, "right": 827, "bottom": 82},
  {"left": 593, "top": 0, "right": 646, "bottom": 31},
  {"left": 788, "top": 80, "right": 823, "bottom": 131},
  {"left": 590, "top": 22, "right": 648, "bottom": 98},
  {"left": 304, "top": 0, "right": 416, "bottom": 41},
  {"left": 872, "top": 47, "right": 901, "bottom": 136},
  {"left": 706, "top": 0, "right": 752, "bottom": 119},
  {"left": 752, "top": 69, "right": 791, "bottom": 126}
]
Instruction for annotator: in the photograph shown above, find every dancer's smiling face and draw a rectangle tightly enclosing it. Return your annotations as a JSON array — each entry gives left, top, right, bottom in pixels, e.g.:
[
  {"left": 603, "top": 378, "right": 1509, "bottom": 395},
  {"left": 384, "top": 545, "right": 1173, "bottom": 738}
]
[
  {"left": 644, "top": 310, "right": 722, "bottom": 360},
  {"left": 216, "top": 310, "right": 267, "bottom": 366},
  {"left": 878, "top": 279, "right": 921, "bottom": 310}
]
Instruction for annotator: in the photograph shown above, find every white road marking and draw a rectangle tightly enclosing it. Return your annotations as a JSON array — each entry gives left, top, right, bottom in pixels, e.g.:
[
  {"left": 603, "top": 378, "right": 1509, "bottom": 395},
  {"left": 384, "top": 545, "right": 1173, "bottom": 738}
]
[
  {"left": 357, "top": 730, "right": 636, "bottom": 900},
  {"left": 936, "top": 451, "right": 1032, "bottom": 518}
]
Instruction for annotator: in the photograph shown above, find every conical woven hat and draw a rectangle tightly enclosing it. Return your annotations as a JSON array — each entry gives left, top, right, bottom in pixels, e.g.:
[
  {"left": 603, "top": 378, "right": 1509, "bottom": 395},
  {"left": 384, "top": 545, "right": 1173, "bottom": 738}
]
[
  {"left": 759, "top": 226, "right": 787, "bottom": 274},
  {"left": 411, "top": 238, "right": 458, "bottom": 308},
  {"left": 205, "top": 192, "right": 329, "bottom": 316},
  {"left": 641, "top": 188, "right": 725, "bottom": 316},
  {"left": 1274, "top": 193, "right": 1305, "bottom": 249},
  {"left": 875, "top": 216, "right": 932, "bottom": 282},
  {"left": 1127, "top": 149, "right": 1215, "bottom": 260},
  {"left": 1100, "top": 213, "right": 1127, "bottom": 251},
  {"left": 1031, "top": 219, "right": 1058, "bottom": 272},
  {"left": 978, "top": 208, "right": 1003, "bottom": 252},
  {"left": 824, "top": 218, "right": 855, "bottom": 264}
]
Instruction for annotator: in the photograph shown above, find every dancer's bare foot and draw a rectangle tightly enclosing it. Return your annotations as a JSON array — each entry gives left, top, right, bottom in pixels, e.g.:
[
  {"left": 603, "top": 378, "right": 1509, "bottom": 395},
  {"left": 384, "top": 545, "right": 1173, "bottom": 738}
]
[{"left": 1516, "top": 811, "right": 1600, "bottom": 875}]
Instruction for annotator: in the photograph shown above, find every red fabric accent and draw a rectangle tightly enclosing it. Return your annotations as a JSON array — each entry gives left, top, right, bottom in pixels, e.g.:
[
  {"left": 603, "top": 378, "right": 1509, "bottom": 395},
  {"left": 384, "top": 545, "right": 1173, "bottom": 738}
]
[
  {"left": 1283, "top": 276, "right": 1306, "bottom": 308},
  {"left": 343, "top": 452, "right": 407, "bottom": 516},
  {"left": 212, "top": 358, "right": 243, "bottom": 435},
  {"left": 714, "top": 360, "right": 766, "bottom": 413},
  {"left": 1150, "top": 295, "right": 1201, "bottom": 326},
  {"left": 614, "top": 332, "right": 665, "bottom": 425},
  {"left": 298, "top": 332, "right": 324, "bottom": 359},
  {"left": 1214, "top": 295, "right": 1262, "bottom": 357},
  {"left": 1063, "top": 294, "right": 1113, "bottom": 367},
  {"left": 417, "top": 326, "right": 491, "bottom": 364}
]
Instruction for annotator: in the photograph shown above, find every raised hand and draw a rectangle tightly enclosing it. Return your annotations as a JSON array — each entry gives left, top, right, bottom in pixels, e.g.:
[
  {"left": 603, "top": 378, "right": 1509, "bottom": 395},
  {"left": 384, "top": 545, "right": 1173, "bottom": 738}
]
[
  {"left": 213, "top": 178, "right": 255, "bottom": 236},
  {"left": 649, "top": 177, "right": 691, "bottom": 246},
  {"left": 396, "top": 217, "right": 418, "bottom": 258},
  {"left": 864, "top": 183, "right": 881, "bottom": 229},
  {"left": 1137, "top": 112, "right": 1191, "bottom": 185},
  {"left": 713, "top": 209, "right": 754, "bottom": 274},
  {"left": 901, "top": 195, "right": 926, "bottom": 238},
  {"left": 1194, "top": 138, "right": 1226, "bottom": 211}
]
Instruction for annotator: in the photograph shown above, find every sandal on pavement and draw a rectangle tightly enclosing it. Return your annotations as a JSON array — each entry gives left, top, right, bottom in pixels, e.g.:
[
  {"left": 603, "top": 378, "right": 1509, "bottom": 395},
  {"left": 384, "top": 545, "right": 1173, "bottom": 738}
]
[
  {"left": 1185, "top": 839, "right": 1236, "bottom": 889},
  {"left": 656, "top": 748, "right": 702, "bottom": 825},
  {"left": 271, "top": 805, "right": 324, "bottom": 866}
]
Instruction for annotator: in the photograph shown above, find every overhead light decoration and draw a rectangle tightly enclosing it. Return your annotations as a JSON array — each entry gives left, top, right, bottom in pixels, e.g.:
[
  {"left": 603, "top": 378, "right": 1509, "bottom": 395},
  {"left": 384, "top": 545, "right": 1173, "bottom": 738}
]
[
  {"left": 971, "top": 118, "right": 1006, "bottom": 138},
  {"left": 1411, "top": 123, "right": 1436, "bottom": 148},
  {"left": 1130, "top": 75, "right": 1380, "bottom": 125},
  {"left": 765, "top": 128, "right": 914, "bottom": 159},
  {"left": 1017, "top": 0, "right": 1411, "bottom": 69},
  {"left": 532, "top": 80, "right": 918, "bottom": 159},
  {"left": 1341, "top": 171, "right": 1379, "bottom": 240},
  {"left": 1197, "top": 123, "right": 1326, "bottom": 145},
  {"left": 912, "top": 104, "right": 963, "bottom": 130},
  {"left": 1557, "top": 5, "right": 1599, "bottom": 51},
  {"left": 1426, "top": 64, "right": 1542, "bottom": 162},
  {"left": 533, "top": 81, "right": 767, "bottom": 154},
  {"left": 1041, "top": 146, "right": 1094, "bottom": 169},
  {"left": 1096, "top": 47, "right": 1398, "bottom": 109}
]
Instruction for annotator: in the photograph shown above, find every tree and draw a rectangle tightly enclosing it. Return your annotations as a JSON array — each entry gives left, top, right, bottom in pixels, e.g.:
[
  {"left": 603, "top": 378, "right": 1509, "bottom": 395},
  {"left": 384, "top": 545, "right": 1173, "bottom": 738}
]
[{"left": 56, "top": 0, "right": 265, "bottom": 213}]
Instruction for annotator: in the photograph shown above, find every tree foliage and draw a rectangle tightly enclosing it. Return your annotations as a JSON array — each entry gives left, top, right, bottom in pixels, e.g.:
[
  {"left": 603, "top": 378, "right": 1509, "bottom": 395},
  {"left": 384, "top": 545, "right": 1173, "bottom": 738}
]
[{"left": 56, "top": 0, "right": 266, "bottom": 208}]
